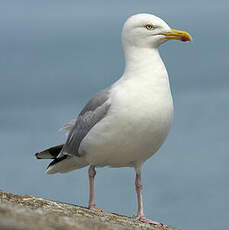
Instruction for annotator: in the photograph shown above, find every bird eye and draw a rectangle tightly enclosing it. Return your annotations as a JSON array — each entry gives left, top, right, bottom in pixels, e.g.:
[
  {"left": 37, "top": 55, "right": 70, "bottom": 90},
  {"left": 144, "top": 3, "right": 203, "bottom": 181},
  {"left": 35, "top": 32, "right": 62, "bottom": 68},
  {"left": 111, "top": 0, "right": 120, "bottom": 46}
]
[{"left": 145, "top": 24, "right": 153, "bottom": 30}]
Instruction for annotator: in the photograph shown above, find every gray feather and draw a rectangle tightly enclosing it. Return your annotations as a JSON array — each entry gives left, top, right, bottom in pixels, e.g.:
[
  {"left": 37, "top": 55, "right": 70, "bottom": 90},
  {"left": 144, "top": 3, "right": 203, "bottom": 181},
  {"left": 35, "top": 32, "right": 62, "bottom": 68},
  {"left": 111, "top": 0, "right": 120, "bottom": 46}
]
[{"left": 60, "top": 88, "right": 111, "bottom": 157}]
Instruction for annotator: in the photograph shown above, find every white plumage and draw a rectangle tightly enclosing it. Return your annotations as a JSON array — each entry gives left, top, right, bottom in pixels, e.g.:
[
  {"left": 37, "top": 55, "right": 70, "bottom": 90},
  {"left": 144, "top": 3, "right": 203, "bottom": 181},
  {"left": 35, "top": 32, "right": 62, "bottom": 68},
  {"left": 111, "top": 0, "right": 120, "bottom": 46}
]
[{"left": 79, "top": 49, "right": 173, "bottom": 169}]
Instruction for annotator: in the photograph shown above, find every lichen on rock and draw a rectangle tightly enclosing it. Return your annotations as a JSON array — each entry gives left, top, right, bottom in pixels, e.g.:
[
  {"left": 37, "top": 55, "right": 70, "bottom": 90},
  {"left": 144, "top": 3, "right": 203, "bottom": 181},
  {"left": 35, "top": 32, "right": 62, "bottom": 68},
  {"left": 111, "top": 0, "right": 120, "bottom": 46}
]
[{"left": 0, "top": 190, "right": 180, "bottom": 230}]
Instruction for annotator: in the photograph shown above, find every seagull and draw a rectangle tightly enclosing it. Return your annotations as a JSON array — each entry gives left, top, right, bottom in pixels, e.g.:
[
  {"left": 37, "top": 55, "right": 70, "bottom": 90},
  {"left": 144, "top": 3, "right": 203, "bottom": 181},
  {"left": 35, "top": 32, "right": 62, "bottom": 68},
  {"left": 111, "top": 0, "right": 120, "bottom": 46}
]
[{"left": 35, "top": 13, "right": 191, "bottom": 226}]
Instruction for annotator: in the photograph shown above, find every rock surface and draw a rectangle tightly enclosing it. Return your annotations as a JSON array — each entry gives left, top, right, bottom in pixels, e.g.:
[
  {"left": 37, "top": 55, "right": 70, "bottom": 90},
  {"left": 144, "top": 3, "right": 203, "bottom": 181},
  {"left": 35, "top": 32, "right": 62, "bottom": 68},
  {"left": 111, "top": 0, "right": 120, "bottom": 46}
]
[{"left": 0, "top": 190, "right": 180, "bottom": 230}]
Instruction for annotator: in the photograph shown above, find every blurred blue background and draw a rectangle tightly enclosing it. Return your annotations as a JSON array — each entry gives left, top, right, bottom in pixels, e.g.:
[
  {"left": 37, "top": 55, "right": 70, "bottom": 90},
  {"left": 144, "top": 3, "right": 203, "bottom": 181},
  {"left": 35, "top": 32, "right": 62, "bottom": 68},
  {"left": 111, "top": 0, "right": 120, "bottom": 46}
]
[{"left": 0, "top": 1, "right": 228, "bottom": 230}]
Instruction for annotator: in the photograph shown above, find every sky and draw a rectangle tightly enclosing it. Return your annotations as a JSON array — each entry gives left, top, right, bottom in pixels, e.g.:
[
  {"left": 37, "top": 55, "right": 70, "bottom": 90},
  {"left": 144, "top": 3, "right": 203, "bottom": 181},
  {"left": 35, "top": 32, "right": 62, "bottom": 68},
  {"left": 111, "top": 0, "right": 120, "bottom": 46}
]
[{"left": 0, "top": 1, "right": 228, "bottom": 230}]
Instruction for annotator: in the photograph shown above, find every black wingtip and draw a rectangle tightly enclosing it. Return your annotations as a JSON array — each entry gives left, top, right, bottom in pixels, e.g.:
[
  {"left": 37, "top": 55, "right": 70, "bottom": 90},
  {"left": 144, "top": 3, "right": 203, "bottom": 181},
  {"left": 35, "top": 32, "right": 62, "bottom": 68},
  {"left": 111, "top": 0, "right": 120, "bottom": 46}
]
[
  {"left": 35, "top": 152, "right": 42, "bottom": 159},
  {"left": 47, "top": 155, "right": 68, "bottom": 169},
  {"left": 34, "top": 144, "right": 64, "bottom": 160}
]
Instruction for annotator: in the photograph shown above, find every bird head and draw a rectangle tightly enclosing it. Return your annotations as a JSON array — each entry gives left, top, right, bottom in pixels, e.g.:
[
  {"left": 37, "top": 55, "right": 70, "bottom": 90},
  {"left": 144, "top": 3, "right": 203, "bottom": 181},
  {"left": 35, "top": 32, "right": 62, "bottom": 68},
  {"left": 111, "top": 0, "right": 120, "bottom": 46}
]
[{"left": 122, "top": 14, "right": 192, "bottom": 49}]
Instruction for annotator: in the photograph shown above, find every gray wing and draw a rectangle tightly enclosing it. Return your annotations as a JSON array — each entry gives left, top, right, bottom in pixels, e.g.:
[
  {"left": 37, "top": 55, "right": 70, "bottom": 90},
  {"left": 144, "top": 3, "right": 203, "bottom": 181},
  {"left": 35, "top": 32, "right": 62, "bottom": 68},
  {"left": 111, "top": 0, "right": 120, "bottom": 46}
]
[{"left": 60, "top": 88, "right": 111, "bottom": 157}]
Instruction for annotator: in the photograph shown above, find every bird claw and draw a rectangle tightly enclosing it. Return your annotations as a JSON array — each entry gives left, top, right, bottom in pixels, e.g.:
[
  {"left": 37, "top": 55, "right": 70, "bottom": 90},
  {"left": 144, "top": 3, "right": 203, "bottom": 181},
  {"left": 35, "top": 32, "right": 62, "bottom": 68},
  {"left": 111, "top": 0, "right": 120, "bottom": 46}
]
[
  {"left": 88, "top": 205, "right": 109, "bottom": 214},
  {"left": 136, "top": 215, "right": 168, "bottom": 228}
]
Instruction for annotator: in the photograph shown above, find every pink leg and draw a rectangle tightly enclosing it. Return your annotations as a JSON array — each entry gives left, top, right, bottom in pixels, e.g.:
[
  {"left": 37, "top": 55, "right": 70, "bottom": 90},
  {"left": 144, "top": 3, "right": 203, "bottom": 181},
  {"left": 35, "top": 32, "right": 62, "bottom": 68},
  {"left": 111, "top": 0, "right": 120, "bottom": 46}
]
[
  {"left": 88, "top": 165, "right": 106, "bottom": 213},
  {"left": 135, "top": 173, "right": 168, "bottom": 228}
]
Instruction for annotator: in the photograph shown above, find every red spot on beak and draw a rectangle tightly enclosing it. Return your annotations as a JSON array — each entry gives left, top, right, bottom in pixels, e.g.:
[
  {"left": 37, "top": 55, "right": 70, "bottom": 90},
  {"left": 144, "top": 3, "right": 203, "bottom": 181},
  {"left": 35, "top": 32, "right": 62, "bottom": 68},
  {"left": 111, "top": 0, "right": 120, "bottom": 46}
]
[{"left": 181, "top": 36, "right": 190, "bottom": 42}]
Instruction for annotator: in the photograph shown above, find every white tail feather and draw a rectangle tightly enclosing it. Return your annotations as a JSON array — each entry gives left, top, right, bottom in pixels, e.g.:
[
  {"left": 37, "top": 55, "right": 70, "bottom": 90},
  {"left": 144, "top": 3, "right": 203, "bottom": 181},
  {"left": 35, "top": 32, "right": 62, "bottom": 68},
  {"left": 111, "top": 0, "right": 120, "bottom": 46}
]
[{"left": 46, "top": 156, "right": 88, "bottom": 174}]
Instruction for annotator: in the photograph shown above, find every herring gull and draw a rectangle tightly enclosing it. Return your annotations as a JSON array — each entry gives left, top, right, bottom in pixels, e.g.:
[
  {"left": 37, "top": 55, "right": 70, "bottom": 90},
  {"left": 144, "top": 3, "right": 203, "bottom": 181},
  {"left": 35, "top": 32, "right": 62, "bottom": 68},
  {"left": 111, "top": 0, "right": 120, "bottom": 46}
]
[{"left": 35, "top": 13, "right": 191, "bottom": 226}]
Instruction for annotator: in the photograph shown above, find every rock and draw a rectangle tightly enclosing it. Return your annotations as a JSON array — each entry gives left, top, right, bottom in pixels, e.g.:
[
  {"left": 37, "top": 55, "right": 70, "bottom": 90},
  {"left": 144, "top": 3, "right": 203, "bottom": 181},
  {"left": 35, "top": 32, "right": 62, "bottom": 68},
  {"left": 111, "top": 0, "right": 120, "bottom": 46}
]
[{"left": 0, "top": 190, "right": 180, "bottom": 230}]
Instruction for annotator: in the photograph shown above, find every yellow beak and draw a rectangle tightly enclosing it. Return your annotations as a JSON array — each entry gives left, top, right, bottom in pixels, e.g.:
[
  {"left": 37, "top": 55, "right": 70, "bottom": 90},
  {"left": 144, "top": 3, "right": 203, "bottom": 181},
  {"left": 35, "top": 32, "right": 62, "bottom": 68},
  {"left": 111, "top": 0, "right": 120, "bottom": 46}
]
[{"left": 160, "top": 29, "right": 192, "bottom": 42}]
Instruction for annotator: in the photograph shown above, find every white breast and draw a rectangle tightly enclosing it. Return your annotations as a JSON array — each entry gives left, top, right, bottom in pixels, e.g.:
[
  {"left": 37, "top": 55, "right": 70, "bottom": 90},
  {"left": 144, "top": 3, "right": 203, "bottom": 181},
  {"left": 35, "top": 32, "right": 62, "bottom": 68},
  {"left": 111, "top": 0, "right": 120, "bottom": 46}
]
[
  {"left": 79, "top": 47, "right": 174, "bottom": 168},
  {"left": 79, "top": 73, "right": 173, "bottom": 168}
]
